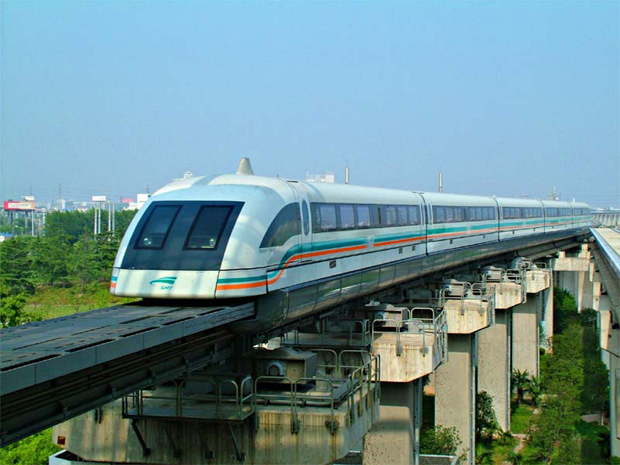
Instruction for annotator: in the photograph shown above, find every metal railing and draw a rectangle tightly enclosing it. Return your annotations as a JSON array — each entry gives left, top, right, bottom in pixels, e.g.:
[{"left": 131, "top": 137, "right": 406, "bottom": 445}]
[
  {"left": 251, "top": 352, "right": 380, "bottom": 435},
  {"left": 284, "top": 318, "right": 372, "bottom": 347},
  {"left": 369, "top": 306, "right": 448, "bottom": 366},
  {"left": 123, "top": 374, "right": 255, "bottom": 422}
]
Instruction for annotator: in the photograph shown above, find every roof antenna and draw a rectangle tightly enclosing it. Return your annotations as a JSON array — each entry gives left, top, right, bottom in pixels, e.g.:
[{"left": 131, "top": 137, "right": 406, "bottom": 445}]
[{"left": 236, "top": 157, "right": 254, "bottom": 175}]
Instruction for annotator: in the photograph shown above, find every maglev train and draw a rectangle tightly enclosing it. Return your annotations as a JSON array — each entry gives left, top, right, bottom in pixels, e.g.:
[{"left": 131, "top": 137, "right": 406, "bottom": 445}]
[{"left": 111, "top": 159, "right": 591, "bottom": 332}]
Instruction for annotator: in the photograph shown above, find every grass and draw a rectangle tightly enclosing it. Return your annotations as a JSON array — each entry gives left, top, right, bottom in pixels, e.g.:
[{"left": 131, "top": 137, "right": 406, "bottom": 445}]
[
  {"left": 511, "top": 403, "right": 535, "bottom": 434},
  {"left": 476, "top": 437, "right": 518, "bottom": 464},
  {"left": 24, "top": 284, "right": 137, "bottom": 319}
]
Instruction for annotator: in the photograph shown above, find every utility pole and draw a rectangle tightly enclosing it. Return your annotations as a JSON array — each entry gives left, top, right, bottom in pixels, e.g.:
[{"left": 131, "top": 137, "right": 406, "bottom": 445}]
[{"left": 107, "top": 200, "right": 112, "bottom": 232}]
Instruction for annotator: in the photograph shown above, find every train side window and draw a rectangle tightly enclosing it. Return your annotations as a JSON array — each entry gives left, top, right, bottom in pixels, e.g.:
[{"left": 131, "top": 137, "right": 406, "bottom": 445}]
[
  {"left": 408, "top": 206, "right": 421, "bottom": 225},
  {"left": 356, "top": 205, "right": 371, "bottom": 228},
  {"left": 454, "top": 207, "right": 465, "bottom": 222},
  {"left": 135, "top": 205, "right": 181, "bottom": 249},
  {"left": 319, "top": 204, "right": 338, "bottom": 232},
  {"left": 370, "top": 205, "right": 382, "bottom": 228},
  {"left": 396, "top": 206, "right": 408, "bottom": 226},
  {"left": 433, "top": 206, "right": 445, "bottom": 224},
  {"left": 260, "top": 203, "right": 301, "bottom": 248},
  {"left": 339, "top": 204, "right": 356, "bottom": 230},
  {"left": 446, "top": 207, "right": 454, "bottom": 223},
  {"left": 386, "top": 206, "right": 397, "bottom": 226},
  {"left": 186, "top": 206, "right": 234, "bottom": 250}
]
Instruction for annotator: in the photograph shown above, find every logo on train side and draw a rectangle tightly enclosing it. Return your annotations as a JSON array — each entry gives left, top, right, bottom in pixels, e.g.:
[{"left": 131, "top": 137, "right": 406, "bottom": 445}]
[{"left": 149, "top": 276, "right": 177, "bottom": 290}]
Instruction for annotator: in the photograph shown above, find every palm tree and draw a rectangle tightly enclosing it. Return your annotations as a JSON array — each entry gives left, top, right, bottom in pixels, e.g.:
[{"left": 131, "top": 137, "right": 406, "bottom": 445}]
[
  {"left": 528, "top": 376, "right": 542, "bottom": 406},
  {"left": 511, "top": 369, "right": 530, "bottom": 405}
]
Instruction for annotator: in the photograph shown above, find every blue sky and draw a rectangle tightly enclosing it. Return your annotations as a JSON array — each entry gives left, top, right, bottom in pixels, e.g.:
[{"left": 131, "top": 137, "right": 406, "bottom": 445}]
[{"left": 1, "top": 1, "right": 618, "bottom": 207}]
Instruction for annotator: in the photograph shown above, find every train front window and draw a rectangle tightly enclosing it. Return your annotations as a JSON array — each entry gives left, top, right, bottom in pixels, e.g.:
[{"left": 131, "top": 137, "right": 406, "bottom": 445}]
[
  {"left": 135, "top": 205, "right": 181, "bottom": 249},
  {"left": 185, "top": 206, "right": 233, "bottom": 250},
  {"left": 261, "top": 203, "right": 301, "bottom": 248}
]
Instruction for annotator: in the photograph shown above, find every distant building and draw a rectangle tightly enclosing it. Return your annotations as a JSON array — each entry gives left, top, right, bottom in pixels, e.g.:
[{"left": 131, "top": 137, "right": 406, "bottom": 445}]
[
  {"left": 306, "top": 172, "right": 335, "bottom": 183},
  {"left": 53, "top": 198, "right": 74, "bottom": 211},
  {"left": 125, "top": 193, "right": 150, "bottom": 211}
]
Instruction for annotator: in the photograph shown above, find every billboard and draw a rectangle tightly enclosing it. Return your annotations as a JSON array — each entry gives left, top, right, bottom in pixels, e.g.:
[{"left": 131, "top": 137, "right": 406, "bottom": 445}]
[
  {"left": 122, "top": 198, "right": 134, "bottom": 203},
  {"left": 92, "top": 196, "right": 107, "bottom": 202},
  {"left": 4, "top": 201, "right": 35, "bottom": 211}
]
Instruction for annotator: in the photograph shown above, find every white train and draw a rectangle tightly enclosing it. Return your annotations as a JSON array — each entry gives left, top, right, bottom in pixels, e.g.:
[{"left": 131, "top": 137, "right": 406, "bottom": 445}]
[{"left": 111, "top": 160, "right": 590, "bottom": 331}]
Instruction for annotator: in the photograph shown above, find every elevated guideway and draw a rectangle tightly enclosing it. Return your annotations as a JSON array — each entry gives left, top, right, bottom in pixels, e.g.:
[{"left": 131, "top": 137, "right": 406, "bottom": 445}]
[
  {"left": 0, "top": 303, "right": 254, "bottom": 445},
  {"left": 591, "top": 228, "right": 620, "bottom": 314},
  {"left": 0, "top": 229, "right": 590, "bottom": 448}
]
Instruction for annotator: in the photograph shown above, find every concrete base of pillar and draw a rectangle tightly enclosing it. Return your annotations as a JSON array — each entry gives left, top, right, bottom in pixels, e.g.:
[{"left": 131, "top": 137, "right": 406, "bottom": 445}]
[
  {"left": 434, "top": 334, "right": 474, "bottom": 463},
  {"left": 478, "top": 310, "right": 510, "bottom": 431}
]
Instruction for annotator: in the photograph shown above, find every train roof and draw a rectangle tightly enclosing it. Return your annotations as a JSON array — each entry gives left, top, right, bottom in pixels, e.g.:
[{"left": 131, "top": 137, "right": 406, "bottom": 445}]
[{"left": 494, "top": 197, "right": 544, "bottom": 208}]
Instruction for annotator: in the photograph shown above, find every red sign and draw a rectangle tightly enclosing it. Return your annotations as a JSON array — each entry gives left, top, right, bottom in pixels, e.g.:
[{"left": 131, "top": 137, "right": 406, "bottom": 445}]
[
  {"left": 122, "top": 198, "right": 134, "bottom": 203},
  {"left": 4, "top": 201, "right": 35, "bottom": 211}
]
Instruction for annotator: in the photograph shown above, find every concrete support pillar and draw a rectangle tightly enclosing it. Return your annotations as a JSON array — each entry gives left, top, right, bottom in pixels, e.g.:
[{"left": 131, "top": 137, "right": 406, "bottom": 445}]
[
  {"left": 435, "top": 334, "right": 475, "bottom": 464},
  {"left": 512, "top": 296, "right": 539, "bottom": 377},
  {"left": 609, "top": 333, "right": 620, "bottom": 458},
  {"left": 557, "top": 271, "right": 586, "bottom": 312},
  {"left": 542, "top": 285, "right": 554, "bottom": 352},
  {"left": 364, "top": 380, "right": 421, "bottom": 465},
  {"left": 583, "top": 271, "right": 602, "bottom": 311},
  {"left": 477, "top": 309, "right": 510, "bottom": 431}
]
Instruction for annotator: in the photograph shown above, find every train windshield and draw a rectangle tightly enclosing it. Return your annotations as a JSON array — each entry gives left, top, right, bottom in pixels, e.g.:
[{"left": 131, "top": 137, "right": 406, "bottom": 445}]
[
  {"left": 122, "top": 201, "right": 243, "bottom": 271},
  {"left": 185, "top": 206, "right": 233, "bottom": 250},
  {"left": 136, "top": 205, "right": 181, "bottom": 249}
]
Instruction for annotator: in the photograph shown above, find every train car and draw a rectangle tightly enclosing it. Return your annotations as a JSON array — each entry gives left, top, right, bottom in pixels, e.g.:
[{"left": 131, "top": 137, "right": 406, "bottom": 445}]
[
  {"left": 541, "top": 200, "right": 573, "bottom": 232},
  {"left": 110, "top": 160, "right": 591, "bottom": 331},
  {"left": 495, "top": 197, "right": 545, "bottom": 240},
  {"left": 111, "top": 170, "right": 426, "bottom": 303},
  {"left": 419, "top": 193, "right": 499, "bottom": 255},
  {"left": 570, "top": 201, "right": 591, "bottom": 229}
]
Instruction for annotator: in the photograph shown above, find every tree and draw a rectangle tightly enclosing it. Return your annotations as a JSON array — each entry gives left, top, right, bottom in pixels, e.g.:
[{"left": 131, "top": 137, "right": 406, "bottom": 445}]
[
  {"left": 420, "top": 425, "right": 462, "bottom": 456},
  {"left": 528, "top": 376, "right": 542, "bottom": 406},
  {"left": 0, "top": 429, "right": 60, "bottom": 465},
  {"left": 553, "top": 287, "right": 579, "bottom": 334},
  {"left": 44, "top": 210, "right": 94, "bottom": 241},
  {"left": 29, "top": 236, "right": 72, "bottom": 286},
  {"left": 511, "top": 369, "right": 530, "bottom": 406},
  {"left": 476, "top": 391, "right": 500, "bottom": 443},
  {"left": 0, "top": 236, "right": 36, "bottom": 295}
]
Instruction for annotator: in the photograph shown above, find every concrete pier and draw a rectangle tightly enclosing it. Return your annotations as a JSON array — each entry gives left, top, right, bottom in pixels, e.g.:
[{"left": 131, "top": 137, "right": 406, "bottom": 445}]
[
  {"left": 363, "top": 381, "right": 422, "bottom": 465},
  {"left": 434, "top": 334, "right": 475, "bottom": 463},
  {"left": 512, "top": 296, "right": 539, "bottom": 377},
  {"left": 477, "top": 309, "right": 510, "bottom": 431}
]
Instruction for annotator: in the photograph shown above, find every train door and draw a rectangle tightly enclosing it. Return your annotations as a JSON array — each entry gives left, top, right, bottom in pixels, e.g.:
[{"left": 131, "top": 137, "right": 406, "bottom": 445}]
[{"left": 287, "top": 181, "right": 313, "bottom": 262}]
